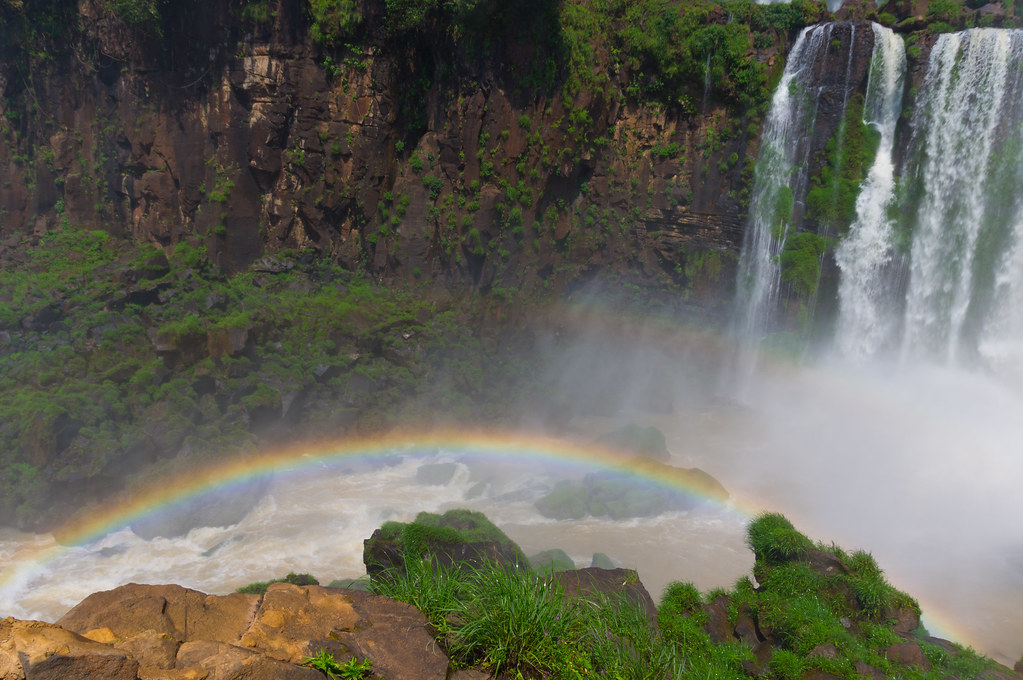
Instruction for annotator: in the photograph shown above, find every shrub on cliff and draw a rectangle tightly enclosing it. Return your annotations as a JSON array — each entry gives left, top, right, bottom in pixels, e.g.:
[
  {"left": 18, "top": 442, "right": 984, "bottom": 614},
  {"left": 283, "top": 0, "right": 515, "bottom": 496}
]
[
  {"left": 746, "top": 511, "right": 814, "bottom": 564},
  {"left": 236, "top": 572, "right": 319, "bottom": 594}
]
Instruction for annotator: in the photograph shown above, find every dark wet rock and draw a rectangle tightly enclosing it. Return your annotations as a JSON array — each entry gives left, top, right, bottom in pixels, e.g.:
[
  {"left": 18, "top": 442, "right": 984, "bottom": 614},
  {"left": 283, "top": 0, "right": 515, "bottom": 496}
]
[
  {"left": 415, "top": 462, "right": 457, "bottom": 485},
  {"left": 703, "top": 594, "right": 733, "bottom": 644},
  {"left": 555, "top": 568, "right": 658, "bottom": 623},
  {"left": 529, "top": 548, "right": 576, "bottom": 573},
  {"left": 363, "top": 509, "right": 527, "bottom": 578},
  {"left": 885, "top": 641, "right": 931, "bottom": 671}
]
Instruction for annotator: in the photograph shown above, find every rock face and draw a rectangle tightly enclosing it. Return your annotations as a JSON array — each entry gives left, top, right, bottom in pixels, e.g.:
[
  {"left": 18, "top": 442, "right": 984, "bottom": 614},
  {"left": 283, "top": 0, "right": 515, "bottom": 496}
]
[
  {"left": 0, "top": 617, "right": 139, "bottom": 680},
  {"left": 0, "top": 0, "right": 761, "bottom": 303},
  {"left": 555, "top": 567, "right": 658, "bottom": 623},
  {"left": 28, "top": 582, "right": 448, "bottom": 680}
]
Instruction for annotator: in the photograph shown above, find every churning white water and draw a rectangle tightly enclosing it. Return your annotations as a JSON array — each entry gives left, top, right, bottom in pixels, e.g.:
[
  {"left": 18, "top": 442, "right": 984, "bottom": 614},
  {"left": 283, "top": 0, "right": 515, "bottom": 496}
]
[{"left": 0, "top": 450, "right": 751, "bottom": 625}]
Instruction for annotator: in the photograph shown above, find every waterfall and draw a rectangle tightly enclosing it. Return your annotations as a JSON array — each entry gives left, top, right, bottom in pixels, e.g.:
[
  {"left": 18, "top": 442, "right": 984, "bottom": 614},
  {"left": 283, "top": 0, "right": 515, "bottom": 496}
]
[
  {"left": 732, "top": 23, "right": 857, "bottom": 383},
  {"left": 834, "top": 24, "right": 906, "bottom": 358},
  {"left": 900, "top": 29, "right": 1023, "bottom": 368}
]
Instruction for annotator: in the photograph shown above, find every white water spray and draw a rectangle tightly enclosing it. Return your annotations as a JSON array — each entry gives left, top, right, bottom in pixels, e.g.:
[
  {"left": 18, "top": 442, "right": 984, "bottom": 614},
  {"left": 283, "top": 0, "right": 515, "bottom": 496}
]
[
  {"left": 734, "top": 26, "right": 834, "bottom": 369},
  {"left": 835, "top": 24, "right": 906, "bottom": 358},
  {"left": 901, "top": 29, "right": 1023, "bottom": 365}
]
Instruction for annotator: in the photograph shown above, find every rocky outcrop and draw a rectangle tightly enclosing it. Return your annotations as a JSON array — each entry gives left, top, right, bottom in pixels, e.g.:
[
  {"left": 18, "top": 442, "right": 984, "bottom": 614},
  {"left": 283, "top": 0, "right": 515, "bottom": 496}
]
[
  {"left": 30, "top": 582, "right": 447, "bottom": 680},
  {"left": 555, "top": 567, "right": 659, "bottom": 623},
  {"left": 0, "top": 617, "right": 139, "bottom": 680},
  {"left": 363, "top": 509, "right": 529, "bottom": 578}
]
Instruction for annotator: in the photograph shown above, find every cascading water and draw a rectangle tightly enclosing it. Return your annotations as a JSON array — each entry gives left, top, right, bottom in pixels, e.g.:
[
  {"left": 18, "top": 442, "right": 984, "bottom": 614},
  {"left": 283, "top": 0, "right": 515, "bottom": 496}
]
[
  {"left": 834, "top": 24, "right": 906, "bottom": 358},
  {"left": 899, "top": 29, "right": 1023, "bottom": 371},
  {"left": 733, "top": 23, "right": 858, "bottom": 383},
  {"left": 730, "top": 25, "right": 1023, "bottom": 664}
]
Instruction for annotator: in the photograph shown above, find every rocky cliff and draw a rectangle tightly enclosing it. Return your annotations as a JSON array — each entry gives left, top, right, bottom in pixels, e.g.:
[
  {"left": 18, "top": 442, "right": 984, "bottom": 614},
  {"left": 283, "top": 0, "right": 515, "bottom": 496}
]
[
  {"left": 0, "top": 0, "right": 1015, "bottom": 530},
  {"left": 0, "top": 0, "right": 828, "bottom": 306}
]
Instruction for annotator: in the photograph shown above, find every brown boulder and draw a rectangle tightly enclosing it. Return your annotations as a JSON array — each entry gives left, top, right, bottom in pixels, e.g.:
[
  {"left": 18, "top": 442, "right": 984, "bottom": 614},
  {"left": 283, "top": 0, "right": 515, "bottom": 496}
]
[
  {"left": 855, "top": 660, "right": 888, "bottom": 680},
  {"left": 239, "top": 583, "right": 447, "bottom": 680},
  {"left": 885, "top": 641, "right": 930, "bottom": 671},
  {"left": 58, "top": 584, "right": 259, "bottom": 646},
  {"left": 0, "top": 617, "right": 138, "bottom": 680},
  {"left": 175, "top": 640, "right": 319, "bottom": 680}
]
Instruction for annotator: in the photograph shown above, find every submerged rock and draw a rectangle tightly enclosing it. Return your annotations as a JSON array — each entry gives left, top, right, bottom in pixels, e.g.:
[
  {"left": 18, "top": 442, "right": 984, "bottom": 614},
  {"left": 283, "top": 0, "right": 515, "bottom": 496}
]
[{"left": 129, "top": 475, "right": 272, "bottom": 540}]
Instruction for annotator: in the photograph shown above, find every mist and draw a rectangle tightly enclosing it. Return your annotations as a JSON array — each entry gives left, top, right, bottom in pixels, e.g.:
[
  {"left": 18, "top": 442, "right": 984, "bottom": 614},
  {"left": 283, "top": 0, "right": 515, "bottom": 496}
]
[{"left": 2, "top": 305, "right": 1022, "bottom": 664}]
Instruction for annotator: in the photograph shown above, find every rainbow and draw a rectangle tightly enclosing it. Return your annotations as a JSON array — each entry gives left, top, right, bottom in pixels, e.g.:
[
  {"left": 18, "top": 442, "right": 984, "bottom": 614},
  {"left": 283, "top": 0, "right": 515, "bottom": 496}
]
[
  {"left": 0, "top": 426, "right": 992, "bottom": 663},
  {"left": 0, "top": 427, "right": 742, "bottom": 592}
]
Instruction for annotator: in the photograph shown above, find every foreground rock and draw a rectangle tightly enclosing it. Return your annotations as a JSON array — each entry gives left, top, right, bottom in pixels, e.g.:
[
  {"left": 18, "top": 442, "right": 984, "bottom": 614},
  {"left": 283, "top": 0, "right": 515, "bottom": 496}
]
[
  {"left": 0, "top": 583, "right": 447, "bottom": 680},
  {"left": 0, "top": 618, "right": 138, "bottom": 680}
]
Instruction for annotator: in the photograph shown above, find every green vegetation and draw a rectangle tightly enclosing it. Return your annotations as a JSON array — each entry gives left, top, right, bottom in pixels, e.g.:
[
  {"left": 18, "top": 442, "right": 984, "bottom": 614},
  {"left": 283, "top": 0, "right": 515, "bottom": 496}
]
[
  {"left": 373, "top": 555, "right": 681, "bottom": 678},
  {"left": 236, "top": 572, "right": 320, "bottom": 595},
  {"left": 308, "top": 0, "right": 363, "bottom": 44},
  {"left": 363, "top": 511, "right": 1008, "bottom": 680},
  {"left": 779, "top": 232, "right": 827, "bottom": 298},
  {"left": 746, "top": 512, "right": 814, "bottom": 564},
  {"left": 0, "top": 221, "right": 537, "bottom": 528},
  {"left": 303, "top": 648, "right": 374, "bottom": 680},
  {"left": 102, "top": 0, "right": 165, "bottom": 34},
  {"left": 805, "top": 93, "right": 881, "bottom": 231},
  {"left": 366, "top": 509, "right": 528, "bottom": 566}
]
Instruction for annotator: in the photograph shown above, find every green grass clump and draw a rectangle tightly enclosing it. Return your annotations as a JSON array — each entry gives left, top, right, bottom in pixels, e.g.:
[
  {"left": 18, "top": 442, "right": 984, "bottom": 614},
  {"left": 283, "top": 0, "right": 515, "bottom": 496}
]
[
  {"left": 370, "top": 555, "right": 463, "bottom": 632},
  {"left": 448, "top": 567, "right": 573, "bottom": 675},
  {"left": 746, "top": 512, "right": 814, "bottom": 564}
]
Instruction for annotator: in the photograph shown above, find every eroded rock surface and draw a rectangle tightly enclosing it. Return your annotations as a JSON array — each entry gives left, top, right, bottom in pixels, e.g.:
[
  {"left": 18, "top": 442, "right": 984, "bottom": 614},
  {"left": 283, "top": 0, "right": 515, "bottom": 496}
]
[{"left": 50, "top": 582, "right": 446, "bottom": 680}]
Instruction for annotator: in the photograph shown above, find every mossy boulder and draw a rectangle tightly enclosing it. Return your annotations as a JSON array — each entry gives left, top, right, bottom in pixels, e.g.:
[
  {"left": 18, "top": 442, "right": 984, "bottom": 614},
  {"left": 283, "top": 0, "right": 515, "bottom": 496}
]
[
  {"left": 529, "top": 548, "right": 576, "bottom": 573},
  {"left": 535, "top": 459, "right": 728, "bottom": 520},
  {"left": 363, "top": 509, "right": 528, "bottom": 579}
]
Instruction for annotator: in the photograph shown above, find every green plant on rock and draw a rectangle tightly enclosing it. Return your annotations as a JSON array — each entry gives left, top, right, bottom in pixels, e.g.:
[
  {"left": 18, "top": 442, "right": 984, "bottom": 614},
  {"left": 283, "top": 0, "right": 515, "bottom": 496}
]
[
  {"left": 303, "top": 648, "right": 373, "bottom": 680},
  {"left": 309, "top": 0, "right": 363, "bottom": 44},
  {"left": 779, "top": 231, "right": 827, "bottom": 299},
  {"left": 235, "top": 572, "right": 319, "bottom": 594},
  {"left": 746, "top": 512, "right": 814, "bottom": 564},
  {"left": 805, "top": 93, "right": 881, "bottom": 232},
  {"left": 101, "top": 0, "right": 164, "bottom": 34}
]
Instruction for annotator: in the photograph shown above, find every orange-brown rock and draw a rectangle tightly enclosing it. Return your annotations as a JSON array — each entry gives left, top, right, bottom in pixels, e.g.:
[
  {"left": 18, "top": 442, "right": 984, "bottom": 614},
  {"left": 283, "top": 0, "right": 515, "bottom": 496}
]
[
  {"left": 54, "top": 582, "right": 448, "bottom": 680},
  {"left": 0, "top": 617, "right": 138, "bottom": 680}
]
